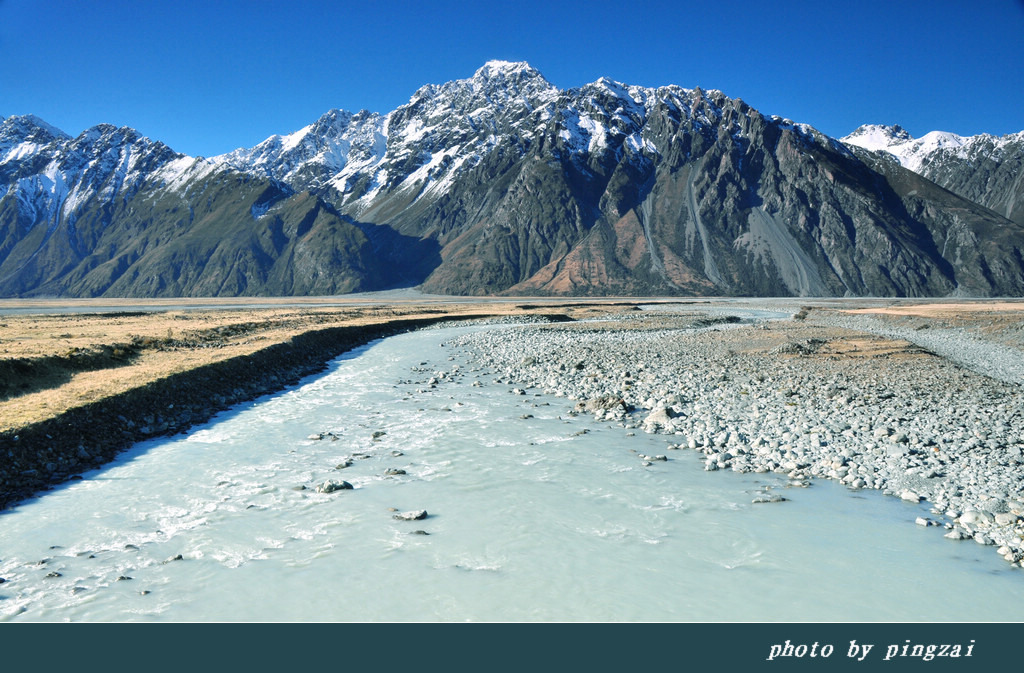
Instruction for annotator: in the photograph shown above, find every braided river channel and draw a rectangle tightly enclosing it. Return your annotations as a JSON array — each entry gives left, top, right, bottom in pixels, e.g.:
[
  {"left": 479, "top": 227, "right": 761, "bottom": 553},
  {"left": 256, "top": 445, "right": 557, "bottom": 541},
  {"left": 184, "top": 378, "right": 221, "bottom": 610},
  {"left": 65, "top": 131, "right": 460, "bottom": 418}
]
[{"left": 2, "top": 320, "right": 1022, "bottom": 621}]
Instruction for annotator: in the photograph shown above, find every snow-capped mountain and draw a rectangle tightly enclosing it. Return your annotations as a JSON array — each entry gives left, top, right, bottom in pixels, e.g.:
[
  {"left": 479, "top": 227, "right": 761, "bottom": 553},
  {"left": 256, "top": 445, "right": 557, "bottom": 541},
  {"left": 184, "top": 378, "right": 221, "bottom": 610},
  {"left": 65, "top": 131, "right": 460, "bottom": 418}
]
[
  {"left": 842, "top": 123, "right": 968, "bottom": 172},
  {"left": 0, "top": 117, "right": 182, "bottom": 267},
  {"left": 3, "top": 61, "right": 1024, "bottom": 298},
  {"left": 0, "top": 116, "right": 386, "bottom": 297},
  {"left": 216, "top": 108, "right": 386, "bottom": 190},
  {"left": 214, "top": 61, "right": 562, "bottom": 219},
  {"left": 0, "top": 114, "right": 71, "bottom": 168},
  {"left": 843, "top": 123, "right": 1024, "bottom": 172},
  {"left": 842, "top": 124, "right": 1024, "bottom": 225}
]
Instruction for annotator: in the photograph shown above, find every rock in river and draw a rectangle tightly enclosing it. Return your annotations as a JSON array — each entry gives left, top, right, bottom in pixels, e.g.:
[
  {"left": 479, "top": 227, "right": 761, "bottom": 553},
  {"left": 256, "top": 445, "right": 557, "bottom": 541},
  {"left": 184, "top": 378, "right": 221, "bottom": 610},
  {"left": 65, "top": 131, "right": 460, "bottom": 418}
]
[
  {"left": 316, "top": 479, "right": 353, "bottom": 494},
  {"left": 393, "top": 509, "right": 428, "bottom": 521}
]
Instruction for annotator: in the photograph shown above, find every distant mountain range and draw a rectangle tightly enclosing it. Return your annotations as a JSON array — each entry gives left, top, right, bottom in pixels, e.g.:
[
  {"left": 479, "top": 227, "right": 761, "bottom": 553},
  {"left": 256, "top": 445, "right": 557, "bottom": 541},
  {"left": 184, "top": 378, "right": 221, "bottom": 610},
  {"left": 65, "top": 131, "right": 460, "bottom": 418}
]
[{"left": 3, "top": 61, "right": 1023, "bottom": 298}]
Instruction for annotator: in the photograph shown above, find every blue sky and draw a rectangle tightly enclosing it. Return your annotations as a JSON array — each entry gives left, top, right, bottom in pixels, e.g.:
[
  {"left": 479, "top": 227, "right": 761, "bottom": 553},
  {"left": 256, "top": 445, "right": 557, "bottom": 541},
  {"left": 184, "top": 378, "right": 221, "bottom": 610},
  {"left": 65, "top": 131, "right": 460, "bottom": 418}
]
[{"left": 3, "top": 0, "right": 1023, "bottom": 157}]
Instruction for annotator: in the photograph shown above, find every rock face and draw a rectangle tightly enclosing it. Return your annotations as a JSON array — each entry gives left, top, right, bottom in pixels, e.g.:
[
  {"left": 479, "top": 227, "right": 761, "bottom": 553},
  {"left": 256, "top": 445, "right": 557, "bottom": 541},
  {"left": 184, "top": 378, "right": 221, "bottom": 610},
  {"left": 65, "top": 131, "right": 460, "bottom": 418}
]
[{"left": 3, "top": 63, "right": 1024, "bottom": 298}]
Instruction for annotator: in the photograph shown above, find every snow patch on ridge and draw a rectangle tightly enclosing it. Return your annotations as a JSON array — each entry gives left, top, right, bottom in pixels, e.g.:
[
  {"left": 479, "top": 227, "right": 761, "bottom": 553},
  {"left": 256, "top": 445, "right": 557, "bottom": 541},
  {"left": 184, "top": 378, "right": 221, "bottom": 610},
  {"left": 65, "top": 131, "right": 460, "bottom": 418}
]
[
  {"left": 838, "top": 124, "right": 1014, "bottom": 173},
  {"left": 153, "top": 156, "right": 219, "bottom": 192}
]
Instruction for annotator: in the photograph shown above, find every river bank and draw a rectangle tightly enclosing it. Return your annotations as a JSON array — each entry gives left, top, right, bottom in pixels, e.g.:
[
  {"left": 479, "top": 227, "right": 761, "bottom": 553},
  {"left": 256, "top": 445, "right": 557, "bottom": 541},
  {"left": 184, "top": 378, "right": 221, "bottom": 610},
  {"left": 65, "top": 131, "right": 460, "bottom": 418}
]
[
  {"left": 3, "top": 296, "right": 1023, "bottom": 571},
  {"left": 445, "top": 300, "right": 1024, "bottom": 567},
  {"left": 0, "top": 300, "right": 626, "bottom": 510}
]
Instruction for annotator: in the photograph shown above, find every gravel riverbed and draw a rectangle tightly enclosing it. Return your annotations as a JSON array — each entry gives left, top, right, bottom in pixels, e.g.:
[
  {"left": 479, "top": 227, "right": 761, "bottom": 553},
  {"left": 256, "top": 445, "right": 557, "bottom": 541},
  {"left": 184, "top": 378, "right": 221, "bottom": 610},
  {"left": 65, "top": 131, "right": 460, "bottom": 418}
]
[{"left": 445, "top": 305, "right": 1024, "bottom": 568}]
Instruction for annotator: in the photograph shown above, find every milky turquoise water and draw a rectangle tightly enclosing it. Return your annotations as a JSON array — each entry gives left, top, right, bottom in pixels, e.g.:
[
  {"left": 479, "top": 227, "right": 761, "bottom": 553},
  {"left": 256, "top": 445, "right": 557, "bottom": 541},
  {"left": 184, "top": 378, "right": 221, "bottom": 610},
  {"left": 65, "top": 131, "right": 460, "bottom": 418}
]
[{"left": 1, "top": 324, "right": 1021, "bottom": 621}]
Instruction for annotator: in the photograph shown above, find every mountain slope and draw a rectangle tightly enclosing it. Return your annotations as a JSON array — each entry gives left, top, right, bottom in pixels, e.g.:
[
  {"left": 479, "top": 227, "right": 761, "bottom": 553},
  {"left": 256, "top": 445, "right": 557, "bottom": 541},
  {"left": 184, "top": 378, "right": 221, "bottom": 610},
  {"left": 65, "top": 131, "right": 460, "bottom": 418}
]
[
  {"left": 843, "top": 124, "right": 1024, "bottom": 226},
  {"left": 0, "top": 119, "right": 394, "bottom": 297},
  {"left": 3, "top": 62, "right": 1024, "bottom": 298}
]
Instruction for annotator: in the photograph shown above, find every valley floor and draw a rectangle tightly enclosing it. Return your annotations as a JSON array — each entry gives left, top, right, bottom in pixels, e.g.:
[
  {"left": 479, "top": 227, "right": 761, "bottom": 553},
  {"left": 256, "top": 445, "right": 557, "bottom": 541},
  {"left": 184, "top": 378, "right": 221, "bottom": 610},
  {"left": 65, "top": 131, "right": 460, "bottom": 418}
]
[{"left": 1, "top": 295, "right": 1023, "bottom": 568}]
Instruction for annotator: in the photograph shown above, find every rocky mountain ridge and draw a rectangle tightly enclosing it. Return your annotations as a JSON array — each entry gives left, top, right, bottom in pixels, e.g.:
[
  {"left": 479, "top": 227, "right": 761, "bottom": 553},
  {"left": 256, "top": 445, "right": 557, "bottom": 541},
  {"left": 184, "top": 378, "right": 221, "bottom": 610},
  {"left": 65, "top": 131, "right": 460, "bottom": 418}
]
[
  {"left": 842, "top": 124, "right": 1024, "bottom": 227},
  {"left": 2, "top": 61, "right": 1023, "bottom": 297}
]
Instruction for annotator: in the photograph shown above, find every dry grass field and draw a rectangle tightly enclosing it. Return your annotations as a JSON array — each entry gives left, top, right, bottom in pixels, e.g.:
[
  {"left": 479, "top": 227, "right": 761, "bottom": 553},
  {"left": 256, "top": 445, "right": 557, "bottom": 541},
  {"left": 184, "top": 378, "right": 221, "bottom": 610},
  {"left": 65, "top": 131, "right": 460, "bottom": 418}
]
[{"left": 0, "top": 299, "right": 635, "bottom": 433}]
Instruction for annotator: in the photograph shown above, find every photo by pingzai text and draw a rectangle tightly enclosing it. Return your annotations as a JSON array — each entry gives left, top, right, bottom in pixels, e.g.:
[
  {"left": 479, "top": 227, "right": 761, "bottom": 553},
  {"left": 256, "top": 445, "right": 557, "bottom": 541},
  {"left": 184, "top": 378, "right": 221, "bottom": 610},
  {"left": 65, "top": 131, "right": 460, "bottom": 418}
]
[{"left": 766, "top": 639, "right": 976, "bottom": 662}]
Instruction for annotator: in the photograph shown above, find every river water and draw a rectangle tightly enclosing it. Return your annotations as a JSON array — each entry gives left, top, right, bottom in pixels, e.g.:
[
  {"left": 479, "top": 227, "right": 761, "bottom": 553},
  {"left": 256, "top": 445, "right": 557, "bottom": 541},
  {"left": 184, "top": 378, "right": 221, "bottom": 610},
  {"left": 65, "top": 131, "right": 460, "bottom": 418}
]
[{"left": 1, "top": 322, "right": 1022, "bottom": 621}]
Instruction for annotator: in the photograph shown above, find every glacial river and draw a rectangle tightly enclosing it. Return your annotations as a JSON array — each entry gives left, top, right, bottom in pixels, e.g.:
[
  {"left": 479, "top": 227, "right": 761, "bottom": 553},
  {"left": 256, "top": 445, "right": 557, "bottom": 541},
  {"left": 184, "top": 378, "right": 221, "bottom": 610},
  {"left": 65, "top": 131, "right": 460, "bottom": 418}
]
[{"left": 1, "top": 322, "right": 1022, "bottom": 621}]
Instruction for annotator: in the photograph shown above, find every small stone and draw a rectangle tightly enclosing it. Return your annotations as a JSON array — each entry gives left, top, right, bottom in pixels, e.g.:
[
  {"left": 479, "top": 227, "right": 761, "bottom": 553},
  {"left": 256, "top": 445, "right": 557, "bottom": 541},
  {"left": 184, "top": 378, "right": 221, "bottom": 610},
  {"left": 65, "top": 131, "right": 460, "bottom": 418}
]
[
  {"left": 995, "top": 512, "right": 1020, "bottom": 526},
  {"left": 959, "top": 510, "right": 992, "bottom": 527},
  {"left": 752, "top": 494, "right": 787, "bottom": 504},
  {"left": 316, "top": 479, "right": 353, "bottom": 493},
  {"left": 393, "top": 510, "right": 428, "bottom": 521},
  {"left": 384, "top": 468, "right": 407, "bottom": 476},
  {"left": 900, "top": 490, "right": 922, "bottom": 502}
]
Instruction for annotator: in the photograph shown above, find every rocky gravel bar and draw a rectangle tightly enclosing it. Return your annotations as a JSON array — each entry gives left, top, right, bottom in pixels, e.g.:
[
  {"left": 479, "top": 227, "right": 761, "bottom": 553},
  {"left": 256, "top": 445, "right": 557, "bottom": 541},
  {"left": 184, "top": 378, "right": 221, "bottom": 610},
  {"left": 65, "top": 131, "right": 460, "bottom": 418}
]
[{"left": 446, "top": 305, "right": 1024, "bottom": 568}]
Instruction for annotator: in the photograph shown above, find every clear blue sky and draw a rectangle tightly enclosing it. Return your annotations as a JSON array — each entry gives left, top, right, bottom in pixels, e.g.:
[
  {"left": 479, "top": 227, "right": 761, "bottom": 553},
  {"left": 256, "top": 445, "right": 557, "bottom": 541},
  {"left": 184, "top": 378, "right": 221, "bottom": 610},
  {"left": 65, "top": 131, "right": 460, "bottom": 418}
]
[{"left": 3, "top": 0, "right": 1022, "bottom": 157}]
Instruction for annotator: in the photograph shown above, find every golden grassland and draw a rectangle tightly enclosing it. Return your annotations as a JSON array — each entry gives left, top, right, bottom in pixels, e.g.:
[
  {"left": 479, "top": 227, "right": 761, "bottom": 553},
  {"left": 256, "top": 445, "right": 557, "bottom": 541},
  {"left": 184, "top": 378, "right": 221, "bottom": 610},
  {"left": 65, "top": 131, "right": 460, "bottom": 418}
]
[
  {"left": 841, "top": 301, "right": 1024, "bottom": 318},
  {"left": 0, "top": 299, "right": 631, "bottom": 432}
]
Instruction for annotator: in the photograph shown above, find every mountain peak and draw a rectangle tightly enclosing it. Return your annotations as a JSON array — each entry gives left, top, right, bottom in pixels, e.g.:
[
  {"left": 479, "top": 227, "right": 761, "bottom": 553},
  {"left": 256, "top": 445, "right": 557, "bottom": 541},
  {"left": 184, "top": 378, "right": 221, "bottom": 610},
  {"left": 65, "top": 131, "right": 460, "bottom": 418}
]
[
  {"left": 842, "top": 124, "right": 978, "bottom": 173},
  {"left": 1, "top": 114, "right": 70, "bottom": 143},
  {"left": 842, "top": 124, "right": 913, "bottom": 151},
  {"left": 468, "top": 60, "right": 553, "bottom": 92},
  {"left": 475, "top": 60, "right": 537, "bottom": 77}
]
